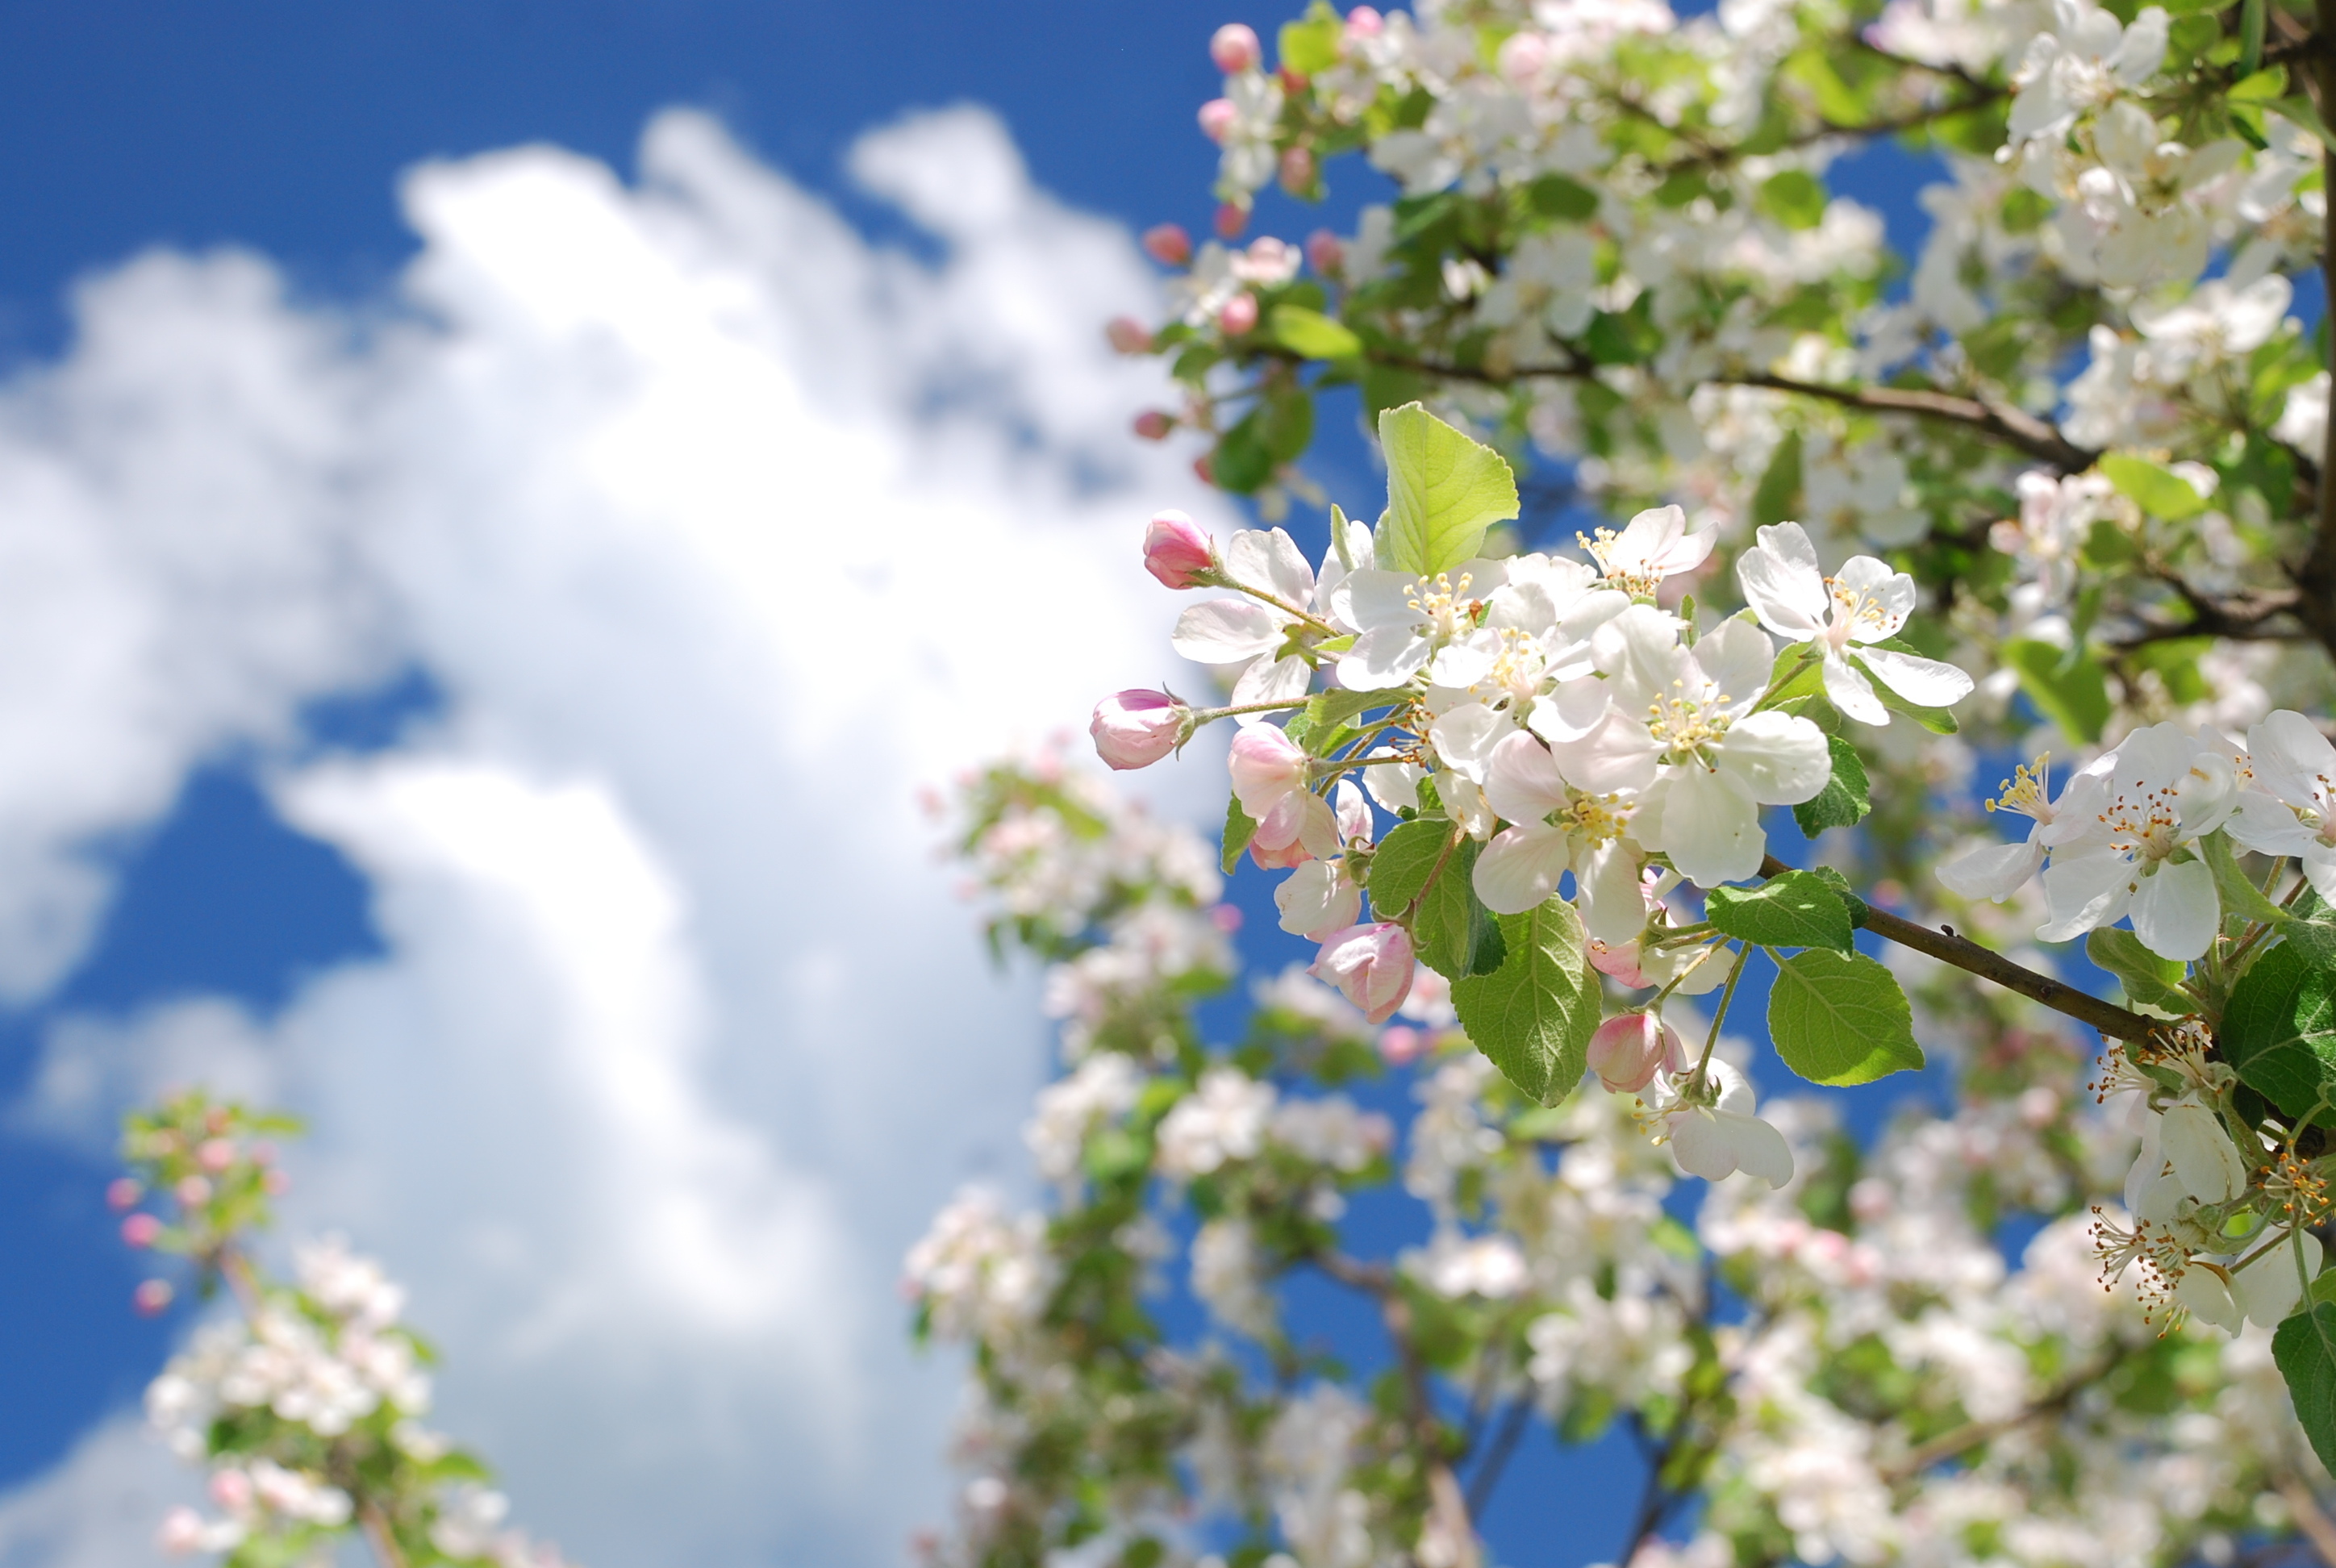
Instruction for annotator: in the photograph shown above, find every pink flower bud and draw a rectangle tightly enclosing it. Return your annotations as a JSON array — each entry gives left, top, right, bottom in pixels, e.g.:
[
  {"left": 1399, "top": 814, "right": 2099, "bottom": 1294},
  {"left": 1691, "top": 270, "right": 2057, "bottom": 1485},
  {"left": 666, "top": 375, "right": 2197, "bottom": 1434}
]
[
  {"left": 1586, "top": 1012, "right": 1690, "bottom": 1095},
  {"left": 1142, "top": 223, "right": 1193, "bottom": 266},
  {"left": 158, "top": 1504, "right": 204, "bottom": 1552},
  {"left": 1090, "top": 690, "right": 1189, "bottom": 770},
  {"left": 1229, "top": 724, "right": 1309, "bottom": 816},
  {"left": 106, "top": 1177, "right": 142, "bottom": 1211},
  {"left": 1306, "top": 228, "right": 1345, "bottom": 275},
  {"left": 133, "top": 1278, "right": 175, "bottom": 1316},
  {"left": 1105, "top": 316, "right": 1153, "bottom": 355},
  {"left": 1210, "top": 23, "right": 1262, "bottom": 72},
  {"left": 1346, "top": 6, "right": 1383, "bottom": 36},
  {"left": 175, "top": 1175, "right": 212, "bottom": 1208},
  {"left": 1133, "top": 410, "right": 1174, "bottom": 441},
  {"left": 1193, "top": 452, "right": 1216, "bottom": 486},
  {"left": 1199, "top": 98, "right": 1238, "bottom": 144},
  {"left": 1249, "top": 833, "right": 1315, "bottom": 869},
  {"left": 1309, "top": 924, "right": 1416, "bottom": 1025},
  {"left": 209, "top": 1470, "right": 254, "bottom": 1512},
  {"left": 1215, "top": 202, "right": 1249, "bottom": 240},
  {"left": 1218, "top": 292, "right": 1259, "bottom": 336},
  {"left": 1277, "top": 65, "right": 1310, "bottom": 94},
  {"left": 1279, "top": 147, "right": 1315, "bottom": 194},
  {"left": 196, "top": 1137, "right": 235, "bottom": 1172},
  {"left": 1209, "top": 903, "right": 1244, "bottom": 932},
  {"left": 1496, "top": 31, "right": 1550, "bottom": 86},
  {"left": 1378, "top": 1024, "right": 1426, "bottom": 1065},
  {"left": 1142, "top": 508, "right": 1216, "bottom": 586},
  {"left": 1587, "top": 938, "right": 1648, "bottom": 989},
  {"left": 121, "top": 1213, "right": 162, "bottom": 1249}
]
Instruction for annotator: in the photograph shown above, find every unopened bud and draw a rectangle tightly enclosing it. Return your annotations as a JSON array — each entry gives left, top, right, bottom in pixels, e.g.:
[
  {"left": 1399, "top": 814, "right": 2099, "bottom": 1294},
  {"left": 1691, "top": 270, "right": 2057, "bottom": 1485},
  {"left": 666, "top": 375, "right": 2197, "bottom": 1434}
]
[
  {"left": 1346, "top": 6, "right": 1384, "bottom": 36},
  {"left": 209, "top": 1470, "right": 253, "bottom": 1512},
  {"left": 1279, "top": 147, "right": 1315, "bottom": 194},
  {"left": 122, "top": 1213, "right": 162, "bottom": 1249},
  {"left": 1496, "top": 31, "right": 1550, "bottom": 85},
  {"left": 1141, "top": 223, "right": 1193, "bottom": 266},
  {"left": 1199, "top": 98, "right": 1238, "bottom": 144},
  {"left": 1586, "top": 1012, "right": 1690, "bottom": 1094},
  {"left": 1142, "top": 509, "right": 1216, "bottom": 586},
  {"left": 106, "top": 1177, "right": 142, "bottom": 1211},
  {"left": 1215, "top": 202, "right": 1249, "bottom": 240},
  {"left": 1308, "top": 924, "right": 1416, "bottom": 1025},
  {"left": 176, "top": 1175, "right": 212, "bottom": 1208},
  {"left": 1133, "top": 410, "right": 1175, "bottom": 441},
  {"left": 1277, "top": 65, "right": 1309, "bottom": 94},
  {"left": 1194, "top": 452, "right": 1216, "bottom": 486},
  {"left": 1378, "top": 1024, "right": 1426, "bottom": 1065},
  {"left": 158, "top": 1504, "right": 204, "bottom": 1552},
  {"left": 1210, "top": 23, "right": 1262, "bottom": 73},
  {"left": 1306, "top": 228, "right": 1345, "bottom": 275},
  {"left": 1219, "top": 292, "right": 1259, "bottom": 336},
  {"left": 197, "top": 1137, "right": 236, "bottom": 1173},
  {"left": 1105, "top": 316, "right": 1154, "bottom": 354},
  {"left": 134, "top": 1278, "right": 175, "bottom": 1316},
  {"left": 1091, "top": 690, "right": 1191, "bottom": 770}
]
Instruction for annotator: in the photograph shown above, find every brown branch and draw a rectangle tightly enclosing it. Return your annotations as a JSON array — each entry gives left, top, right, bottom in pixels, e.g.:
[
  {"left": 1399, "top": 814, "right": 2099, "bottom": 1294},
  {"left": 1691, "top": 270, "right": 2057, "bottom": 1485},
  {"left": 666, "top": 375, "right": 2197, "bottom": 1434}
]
[
  {"left": 2293, "top": 0, "right": 2336, "bottom": 659},
  {"left": 1879, "top": 1356, "right": 2116, "bottom": 1480},
  {"left": 1315, "top": 1253, "right": 1479, "bottom": 1568},
  {"left": 1661, "top": 77, "right": 2013, "bottom": 174},
  {"left": 1758, "top": 854, "right": 2158, "bottom": 1040},
  {"left": 2280, "top": 1477, "right": 2336, "bottom": 1568},
  {"left": 358, "top": 1502, "right": 412, "bottom": 1568}
]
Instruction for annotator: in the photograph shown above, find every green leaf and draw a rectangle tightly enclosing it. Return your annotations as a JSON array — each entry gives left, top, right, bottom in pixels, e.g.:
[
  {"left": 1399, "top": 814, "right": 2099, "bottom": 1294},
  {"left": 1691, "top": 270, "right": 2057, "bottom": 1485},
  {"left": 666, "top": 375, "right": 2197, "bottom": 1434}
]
[
  {"left": 1223, "top": 794, "right": 1258, "bottom": 875},
  {"left": 1414, "top": 836, "right": 1502, "bottom": 980},
  {"left": 2202, "top": 829, "right": 2284, "bottom": 925},
  {"left": 1366, "top": 818, "right": 1454, "bottom": 913},
  {"left": 1794, "top": 733, "right": 1871, "bottom": 834},
  {"left": 2221, "top": 941, "right": 2336, "bottom": 1123},
  {"left": 1756, "top": 169, "right": 1828, "bottom": 230},
  {"left": 1375, "top": 402, "right": 1520, "bottom": 576},
  {"left": 1750, "top": 430, "right": 1804, "bottom": 527},
  {"left": 2003, "top": 638, "right": 2110, "bottom": 745},
  {"left": 1278, "top": 2, "right": 1344, "bottom": 73},
  {"left": 1304, "top": 686, "right": 1400, "bottom": 732},
  {"left": 1526, "top": 173, "right": 1599, "bottom": 221},
  {"left": 1450, "top": 896, "right": 1600, "bottom": 1105},
  {"left": 2274, "top": 1303, "right": 2336, "bottom": 1473},
  {"left": 1768, "top": 949, "right": 1925, "bottom": 1086},
  {"left": 2087, "top": 928, "right": 2188, "bottom": 1011},
  {"left": 1271, "top": 305, "right": 1364, "bottom": 361},
  {"left": 1211, "top": 415, "right": 1275, "bottom": 494},
  {"left": 1708, "top": 872, "right": 1855, "bottom": 953},
  {"left": 2100, "top": 453, "right": 2208, "bottom": 521}
]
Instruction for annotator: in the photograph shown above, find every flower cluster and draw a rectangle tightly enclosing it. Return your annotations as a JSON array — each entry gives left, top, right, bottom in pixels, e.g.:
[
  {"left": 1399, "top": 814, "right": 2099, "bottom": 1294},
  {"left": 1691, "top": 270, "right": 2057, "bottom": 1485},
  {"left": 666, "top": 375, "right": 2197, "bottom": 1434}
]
[
  {"left": 116, "top": 1090, "right": 572, "bottom": 1568},
  {"left": 909, "top": 750, "right": 2334, "bottom": 1568}
]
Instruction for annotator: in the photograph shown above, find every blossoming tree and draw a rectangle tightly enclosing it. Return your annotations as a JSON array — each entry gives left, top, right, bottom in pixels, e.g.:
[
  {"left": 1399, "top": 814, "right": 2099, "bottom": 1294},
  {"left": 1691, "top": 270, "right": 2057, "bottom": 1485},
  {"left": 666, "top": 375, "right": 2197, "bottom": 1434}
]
[{"left": 913, "top": 0, "right": 2336, "bottom": 1563}]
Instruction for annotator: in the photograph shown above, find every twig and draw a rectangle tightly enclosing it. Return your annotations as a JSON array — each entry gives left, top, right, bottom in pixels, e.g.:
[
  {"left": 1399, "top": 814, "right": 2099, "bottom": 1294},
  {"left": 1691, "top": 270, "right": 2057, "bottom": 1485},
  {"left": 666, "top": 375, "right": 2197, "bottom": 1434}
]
[
  {"left": 359, "top": 1502, "right": 412, "bottom": 1568},
  {"left": 1464, "top": 1395, "right": 1534, "bottom": 1519},
  {"left": 2281, "top": 1477, "right": 2336, "bottom": 1568},
  {"left": 1879, "top": 1357, "right": 2113, "bottom": 1479},
  {"left": 1758, "top": 854, "right": 2156, "bottom": 1041}
]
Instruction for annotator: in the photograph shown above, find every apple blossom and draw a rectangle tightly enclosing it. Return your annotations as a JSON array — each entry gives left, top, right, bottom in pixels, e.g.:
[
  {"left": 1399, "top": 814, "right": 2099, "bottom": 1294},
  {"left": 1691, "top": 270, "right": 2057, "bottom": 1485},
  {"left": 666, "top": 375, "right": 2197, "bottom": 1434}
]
[
  {"left": 1141, "top": 508, "right": 1216, "bottom": 588},
  {"left": 1308, "top": 923, "right": 1416, "bottom": 1025},
  {"left": 1198, "top": 98, "right": 1237, "bottom": 144},
  {"left": 1586, "top": 1012, "right": 1689, "bottom": 1094},
  {"left": 1647, "top": 1061, "right": 1794, "bottom": 1187},
  {"left": 1735, "top": 522, "right": 1974, "bottom": 725},
  {"left": 1209, "top": 23, "right": 1261, "bottom": 73},
  {"left": 1090, "top": 690, "right": 1189, "bottom": 771},
  {"left": 2227, "top": 710, "right": 2336, "bottom": 899},
  {"left": 2035, "top": 722, "right": 2238, "bottom": 959},
  {"left": 1141, "top": 223, "right": 1192, "bottom": 266}
]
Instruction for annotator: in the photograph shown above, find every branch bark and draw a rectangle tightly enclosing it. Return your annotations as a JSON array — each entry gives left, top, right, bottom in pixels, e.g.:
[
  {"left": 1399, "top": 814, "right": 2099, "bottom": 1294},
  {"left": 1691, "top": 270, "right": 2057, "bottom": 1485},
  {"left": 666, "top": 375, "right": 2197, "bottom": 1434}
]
[
  {"left": 2280, "top": 1477, "right": 2336, "bottom": 1568},
  {"left": 1316, "top": 1253, "right": 1480, "bottom": 1568},
  {"left": 1758, "top": 854, "right": 2158, "bottom": 1040}
]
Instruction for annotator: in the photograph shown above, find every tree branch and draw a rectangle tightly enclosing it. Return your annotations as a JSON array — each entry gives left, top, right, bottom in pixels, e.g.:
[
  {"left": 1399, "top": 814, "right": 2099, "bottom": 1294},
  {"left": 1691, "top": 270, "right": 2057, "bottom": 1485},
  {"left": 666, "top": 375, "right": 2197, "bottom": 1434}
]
[
  {"left": 1879, "top": 1355, "right": 2116, "bottom": 1480},
  {"left": 1314, "top": 1253, "right": 1480, "bottom": 1568},
  {"left": 1758, "top": 854, "right": 2157, "bottom": 1040},
  {"left": 2281, "top": 1478, "right": 2336, "bottom": 1568},
  {"left": 1462, "top": 1395, "right": 1533, "bottom": 1519}
]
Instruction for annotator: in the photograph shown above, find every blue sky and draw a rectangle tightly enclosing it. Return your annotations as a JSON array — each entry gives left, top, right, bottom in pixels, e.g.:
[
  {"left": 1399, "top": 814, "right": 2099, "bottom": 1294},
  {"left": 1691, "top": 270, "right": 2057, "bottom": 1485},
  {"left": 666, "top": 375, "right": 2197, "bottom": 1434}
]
[{"left": 0, "top": 6, "right": 1955, "bottom": 1565}]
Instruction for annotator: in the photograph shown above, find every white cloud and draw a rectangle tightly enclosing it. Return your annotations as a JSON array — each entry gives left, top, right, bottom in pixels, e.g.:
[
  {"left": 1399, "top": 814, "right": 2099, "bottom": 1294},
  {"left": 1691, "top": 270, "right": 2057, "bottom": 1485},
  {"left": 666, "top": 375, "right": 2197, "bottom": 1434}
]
[
  {"left": 0, "top": 1418, "right": 193, "bottom": 1568},
  {"left": 0, "top": 105, "right": 1235, "bottom": 1566}
]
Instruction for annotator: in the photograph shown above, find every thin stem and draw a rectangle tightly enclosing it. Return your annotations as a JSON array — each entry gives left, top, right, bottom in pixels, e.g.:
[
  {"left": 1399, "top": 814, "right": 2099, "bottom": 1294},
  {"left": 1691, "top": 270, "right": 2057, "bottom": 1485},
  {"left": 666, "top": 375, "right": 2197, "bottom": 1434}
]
[
  {"left": 1464, "top": 1395, "right": 1535, "bottom": 1520},
  {"left": 1228, "top": 578, "right": 1339, "bottom": 637},
  {"left": 1757, "top": 854, "right": 2157, "bottom": 1040},
  {"left": 1687, "top": 944, "right": 1753, "bottom": 1097},
  {"left": 1879, "top": 1356, "right": 2117, "bottom": 1480},
  {"left": 359, "top": 1502, "right": 412, "bottom": 1568},
  {"left": 2280, "top": 1478, "right": 2336, "bottom": 1568},
  {"left": 1195, "top": 699, "right": 1310, "bottom": 722}
]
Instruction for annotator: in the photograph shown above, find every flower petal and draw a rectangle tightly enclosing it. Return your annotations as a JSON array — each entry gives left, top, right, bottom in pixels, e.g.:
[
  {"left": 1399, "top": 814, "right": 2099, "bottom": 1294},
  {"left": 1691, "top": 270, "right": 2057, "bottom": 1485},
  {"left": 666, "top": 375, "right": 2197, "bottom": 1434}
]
[
  {"left": 1821, "top": 652, "right": 1889, "bottom": 726},
  {"left": 1229, "top": 653, "right": 1312, "bottom": 723},
  {"left": 1649, "top": 766, "right": 1763, "bottom": 887},
  {"left": 1938, "top": 838, "right": 2046, "bottom": 902},
  {"left": 1173, "top": 598, "right": 1283, "bottom": 663},
  {"left": 1482, "top": 729, "right": 1569, "bottom": 824},
  {"left": 1474, "top": 822, "right": 1574, "bottom": 915},
  {"left": 1854, "top": 647, "right": 1973, "bottom": 708},
  {"left": 1715, "top": 711, "right": 1832, "bottom": 805},
  {"left": 2129, "top": 856, "right": 2217, "bottom": 961},
  {"left": 1553, "top": 710, "right": 1661, "bottom": 794},
  {"left": 2037, "top": 849, "right": 2136, "bottom": 943},
  {"left": 1735, "top": 522, "right": 1828, "bottom": 640},
  {"left": 1226, "top": 526, "right": 1316, "bottom": 607},
  {"left": 1337, "top": 625, "right": 1430, "bottom": 690}
]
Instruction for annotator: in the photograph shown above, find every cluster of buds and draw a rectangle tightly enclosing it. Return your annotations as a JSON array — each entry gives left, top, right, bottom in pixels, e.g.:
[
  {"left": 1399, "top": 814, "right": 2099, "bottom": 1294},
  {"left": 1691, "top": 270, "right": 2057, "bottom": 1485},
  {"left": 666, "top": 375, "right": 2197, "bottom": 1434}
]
[{"left": 113, "top": 1090, "right": 298, "bottom": 1315}]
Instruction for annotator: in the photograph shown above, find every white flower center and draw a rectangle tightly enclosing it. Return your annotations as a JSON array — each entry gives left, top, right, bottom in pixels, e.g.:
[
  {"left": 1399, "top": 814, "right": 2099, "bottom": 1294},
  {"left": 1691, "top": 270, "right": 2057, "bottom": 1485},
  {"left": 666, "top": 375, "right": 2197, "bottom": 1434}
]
[
  {"left": 1646, "top": 681, "right": 1733, "bottom": 768},
  {"left": 1984, "top": 754, "right": 2054, "bottom": 823},
  {"left": 2095, "top": 781, "right": 2182, "bottom": 862},
  {"left": 1822, "top": 573, "right": 1893, "bottom": 649},
  {"left": 1404, "top": 570, "right": 1482, "bottom": 643}
]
